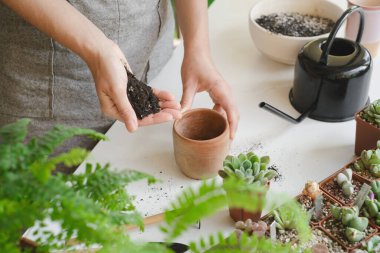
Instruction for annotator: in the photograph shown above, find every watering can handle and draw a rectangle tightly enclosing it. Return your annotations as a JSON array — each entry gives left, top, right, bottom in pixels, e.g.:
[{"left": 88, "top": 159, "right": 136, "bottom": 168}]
[{"left": 319, "top": 5, "right": 364, "bottom": 65}]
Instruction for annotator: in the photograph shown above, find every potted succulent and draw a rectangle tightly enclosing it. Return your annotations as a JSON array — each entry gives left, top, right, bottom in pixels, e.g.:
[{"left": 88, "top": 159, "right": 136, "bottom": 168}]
[
  {"left": 361, "top": 181, "right": 380, "bottom": 227},
  {"left": 297, "top": 181, "right": 339, "bottom": 225},
  {"left": 322, "top": 205, "right": 375, "bottom": 250},
  {"left": 355, "top": 99, "right": 380, "bottom": 155},
  {"left": 218, "top": 152, "right": 278, "bottom": 222},
  {"left": 320, "top": 168, "right": 368, "bottom": 206},
  {"left": 353, "top": 141, "right": 380, "bottom": 180},
  {"left": 299, "top": 228, "right": 345, "bottom": 253},
  {"left": 261, "top": 204, "right": 303, "bottom": 245},
  {"left": 352, "top": 235, "right": 380, "bottom": 253}
]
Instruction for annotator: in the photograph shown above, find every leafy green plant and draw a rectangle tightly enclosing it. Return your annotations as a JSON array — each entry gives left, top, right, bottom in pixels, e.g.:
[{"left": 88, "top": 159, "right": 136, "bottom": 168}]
[
  {"left": 370, "top": 181, "right": 380, "bottom": 200},
  {"left": 336, "top": 169, "right": 354, "bottom": 197},
  {"left": 360, "top": 235, "right": 380, "bottom": 253},
  {"left": 219, "top": 152, "right": 277, "bottom": 186},
  {"left": 361, "top": 99, "right": 380, "bottom": 127},
  {"left": 354, "top": 141, "right": 380, "bottom": 177},
  {"left": 161, "top": 177, "right": 311, "bottom": 252},
  {"left": 0, "top": 119, "right": 163, "bottom": 253},
  {"left": 362, "top": 192, "right": 380, "bottom": 225},
  {"left": 331, "top": 205, "right": 369, "bottom": 242},
  {"left": 273, "top": 204, "right": 298, "bottom": 232}
]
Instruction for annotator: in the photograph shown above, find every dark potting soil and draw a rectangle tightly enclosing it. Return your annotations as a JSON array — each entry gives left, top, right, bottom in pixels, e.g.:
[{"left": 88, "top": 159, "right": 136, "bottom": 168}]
[
  {"left": 268, "top": 165, "right": 284, "bottom": 182},
  {"left": 255, "top": 12, "right": 335, "bottom": 37},
  {"left": 126, "top": 69, "right": 160, "bottom": 119},
  {"left": 298, "top": 194, "right": 334, "bottom": 223},
  {"left": 323, "top": 217, "right": 376, "bottom": 249},
  {"left": 322, "top": 179, "right": 362, "bottom": 206}
]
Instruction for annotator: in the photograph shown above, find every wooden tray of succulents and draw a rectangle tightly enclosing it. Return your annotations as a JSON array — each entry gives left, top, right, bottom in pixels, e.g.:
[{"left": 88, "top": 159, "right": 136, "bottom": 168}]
[{"left": 227, "top": 140, "right": 380, "bottom": 253}]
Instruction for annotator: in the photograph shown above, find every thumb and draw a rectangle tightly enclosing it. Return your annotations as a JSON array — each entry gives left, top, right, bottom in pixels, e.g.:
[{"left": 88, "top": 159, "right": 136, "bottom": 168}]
[{"left": 180, "top": 83, "right": 197, "bottom": 112}]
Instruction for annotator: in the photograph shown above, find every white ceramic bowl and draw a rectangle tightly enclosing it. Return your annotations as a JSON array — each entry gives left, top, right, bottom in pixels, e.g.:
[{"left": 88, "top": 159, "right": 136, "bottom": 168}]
[{"left": 249, "top": 0, "right": 344, "bottom": 65}]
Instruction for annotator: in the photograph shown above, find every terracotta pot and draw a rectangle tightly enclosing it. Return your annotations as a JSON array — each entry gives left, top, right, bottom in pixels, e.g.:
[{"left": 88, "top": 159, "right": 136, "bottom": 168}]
[
  {"left": 227, "top": 183, "right": 269, "bottom": 222},
  {"left": 319, "top": 162, "right": 371, "bottom": 206},
  {"left": 172, "top": 108, "right": 230, "bottom": 179},
  {"left": 355, "top": 112, "right": 380, "bottom": 156}
]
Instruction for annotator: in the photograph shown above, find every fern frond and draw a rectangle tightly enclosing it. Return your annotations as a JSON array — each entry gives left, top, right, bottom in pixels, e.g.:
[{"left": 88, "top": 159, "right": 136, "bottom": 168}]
[
  {"left": 0, "top": 118, "right": 30, "bottom": 144},
  {"left": 31, "top": 125, "right": 107, "bottom": 161},
  {"left": 194, "top": 232, "right": 297, "bottom": 253},
  {"left": 30, "top": 148, "right": 89, "bottom": 183},
  {"left": 161, "top": 179, "right": 227, "bottom": 240}
]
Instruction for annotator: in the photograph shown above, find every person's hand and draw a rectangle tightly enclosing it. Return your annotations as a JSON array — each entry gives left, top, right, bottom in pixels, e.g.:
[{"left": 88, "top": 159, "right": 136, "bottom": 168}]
[
  {"left": 180, "top": 53, "right": 240, "bottom": 139},
  {"left": 86, "top": 40, "right": 181, "bottom": 132}
]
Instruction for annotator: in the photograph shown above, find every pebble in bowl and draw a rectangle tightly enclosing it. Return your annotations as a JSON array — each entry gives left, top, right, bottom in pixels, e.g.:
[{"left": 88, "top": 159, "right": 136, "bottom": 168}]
[{"left": 249, "top": 0, "right": 344, "bottom": 65}]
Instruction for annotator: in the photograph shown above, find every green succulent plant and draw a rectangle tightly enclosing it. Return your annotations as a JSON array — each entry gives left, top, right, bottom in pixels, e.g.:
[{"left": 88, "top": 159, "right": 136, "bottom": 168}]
[
  {"left": 362, "top": 192, "right": 380, "bottom": 225},
  {"left": 370, "top": 181, "right": 380, "bottom": 200},
  {"left": 331, "top": 205, "right": 368, "bottom": 242},
  {"left": 361, "top": 99, "right": 380, "bottom": 127},
  {"left": 273, "top": 205, "right": 297, "bottom": 232},
  {"left": 362, "top": 235, "right": 380, "bottom": 253},
  {"left": 354, "top": 141, "right": 380, "bottom": 177},
  {"left": 336, "top": 169, "right": 354, "bottom": 197},
  {"left": 219, "top": 152, "right": 277, "bottom": 186}
]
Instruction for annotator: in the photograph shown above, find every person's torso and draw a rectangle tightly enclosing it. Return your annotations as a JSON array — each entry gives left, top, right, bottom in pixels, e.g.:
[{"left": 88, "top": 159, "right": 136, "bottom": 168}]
[{"left": 0, "top": 0, "right": 174, "bottom": 122}]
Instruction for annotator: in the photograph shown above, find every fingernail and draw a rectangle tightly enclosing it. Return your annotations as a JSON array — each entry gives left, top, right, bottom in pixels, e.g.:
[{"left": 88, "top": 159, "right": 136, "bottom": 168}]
[{"left": 127, "top": 119, "right": 137, "bottom": 132}]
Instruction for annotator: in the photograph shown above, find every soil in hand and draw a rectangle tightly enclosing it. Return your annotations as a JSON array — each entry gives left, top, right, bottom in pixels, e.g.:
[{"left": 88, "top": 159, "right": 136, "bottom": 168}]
[{"left": 126, "top": 69, "right": 160, "bottom": 119}]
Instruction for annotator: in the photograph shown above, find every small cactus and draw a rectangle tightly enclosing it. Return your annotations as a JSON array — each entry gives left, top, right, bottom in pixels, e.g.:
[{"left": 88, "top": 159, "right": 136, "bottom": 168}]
[
  {"left": 235, "top": 219, "right": 267, "bottom": 237},
  {"left": 354, "top": 142, "right": 380, "bottom": 178},
  {"left": 336, "top": 169, "right": 354, "bottom": 197},
  {"left": 331, "top": 205, "right": 368, "bottom": 243},
  {"left": 273, "top": 206, "right": 297, "bottom": 232},
  {"left": 302, "top": 181, "right": 322, "bottom": 200},
  {"left": 361, "top": 99, "right": 380, "bottom": 127},
  {"left": 219, "top": 152, "right": 277, "bottom": 186}
]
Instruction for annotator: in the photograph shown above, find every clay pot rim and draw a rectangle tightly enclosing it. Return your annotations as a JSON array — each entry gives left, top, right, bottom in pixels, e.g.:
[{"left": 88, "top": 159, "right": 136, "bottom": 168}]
[
  {"left": 347, "top": 0, "right": 380, "bottom": 10},
  {"left": 173, "top": 108, "right": 229, "bottom": 143}
]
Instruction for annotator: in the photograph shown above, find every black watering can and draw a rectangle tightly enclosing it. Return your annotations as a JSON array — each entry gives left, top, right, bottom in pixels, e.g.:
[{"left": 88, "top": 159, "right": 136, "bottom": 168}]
[{"left": 260, "top": 6, "right": 372, "bottom": 123}]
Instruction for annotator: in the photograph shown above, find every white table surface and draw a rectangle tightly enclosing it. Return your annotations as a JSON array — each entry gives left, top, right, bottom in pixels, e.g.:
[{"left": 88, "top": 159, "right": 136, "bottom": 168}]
[{"left": 25, "top": 0, "right": 380, "bottom": 247}]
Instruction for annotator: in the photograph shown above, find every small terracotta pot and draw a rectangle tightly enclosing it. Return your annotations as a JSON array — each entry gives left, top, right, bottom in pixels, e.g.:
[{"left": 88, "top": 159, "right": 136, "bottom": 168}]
[
  {"left": 172, "top": 108, "right": 230, "bottom": 179},
  {"left": 227, "top": 183, "right": 269, "bottom": 222},
  {"left": 355, "top": 112, "right": 380, "bottom": 156}
]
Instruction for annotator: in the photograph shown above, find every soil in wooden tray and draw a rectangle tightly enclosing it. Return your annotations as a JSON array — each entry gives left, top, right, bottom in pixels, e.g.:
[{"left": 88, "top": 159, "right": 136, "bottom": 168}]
[
  {"left": 262, "top": 216, "right": 298, "bottom": 244},
  {"left": 323, "top": 217, "right": 376, "bottom": 249},
  {"left": 126, "top": 69, "right": 160, "bottom": 119},
  {"left": 322, "top": 179, "right": 363, "bottom": 206},
  {"left": 298, "top": 194, "right": 335, "bottom": 223},
  {"left": 299, "top": 228, "right": 345, "bottom": 253}
]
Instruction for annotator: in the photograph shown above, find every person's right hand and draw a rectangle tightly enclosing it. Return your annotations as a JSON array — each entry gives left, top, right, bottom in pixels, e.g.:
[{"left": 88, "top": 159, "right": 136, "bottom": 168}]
[{"left": 86, "top": 39, "right": 182, "bottom": 132}]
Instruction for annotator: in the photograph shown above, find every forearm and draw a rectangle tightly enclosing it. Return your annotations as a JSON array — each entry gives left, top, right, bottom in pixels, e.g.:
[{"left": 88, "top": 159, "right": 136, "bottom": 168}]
[
  {"left": 174, "top": 0, "right": 210, "bottom": 58},
  {"left": 2, "top": 0, "right": 109, "bottom": 64}
]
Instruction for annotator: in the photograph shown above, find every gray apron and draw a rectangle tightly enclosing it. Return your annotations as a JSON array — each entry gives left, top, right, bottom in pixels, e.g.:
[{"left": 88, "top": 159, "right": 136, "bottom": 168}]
[{"left": 0, "top": 1, "right": 174, "bottom": 171}]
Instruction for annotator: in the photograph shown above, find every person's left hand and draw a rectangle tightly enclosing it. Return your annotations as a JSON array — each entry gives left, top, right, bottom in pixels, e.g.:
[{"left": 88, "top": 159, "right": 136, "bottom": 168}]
[{"left": 180, "top": 53, "right": 240, "bottom": 139}]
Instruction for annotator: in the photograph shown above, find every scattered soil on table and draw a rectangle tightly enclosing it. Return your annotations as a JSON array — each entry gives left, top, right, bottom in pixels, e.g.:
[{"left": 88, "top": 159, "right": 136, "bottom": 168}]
[
  {"left": 268, "top": 164, "right": 284, "bottom": 182},
  {"left": 322, "top": 179, "right": 362, "bottom": 206},
  {"left": 126, "top": 69, "right": 160, "bottom": 119},
  {"left": 299, "top": 228, "right": 345, "bottom": 253},
  {"left": 298, "top": 194, "right": 334, "bottom": 223},
  {"left": 323, "top": 217, "right": 376, "bottom": 249},
  {"left": 263, "top": 216, "right": 298, "bottom": 244},
  {"left": 255, "top": 12, "right": 335, "bottom": 37}
]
